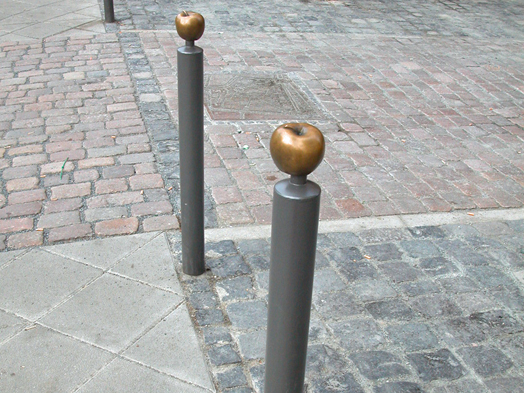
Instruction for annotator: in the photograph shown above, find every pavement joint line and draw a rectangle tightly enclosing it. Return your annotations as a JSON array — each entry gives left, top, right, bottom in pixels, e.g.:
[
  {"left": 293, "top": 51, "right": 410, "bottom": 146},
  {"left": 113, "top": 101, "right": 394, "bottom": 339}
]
[{"left": 205, "top": 207, "right": 524, "bottom": 241}]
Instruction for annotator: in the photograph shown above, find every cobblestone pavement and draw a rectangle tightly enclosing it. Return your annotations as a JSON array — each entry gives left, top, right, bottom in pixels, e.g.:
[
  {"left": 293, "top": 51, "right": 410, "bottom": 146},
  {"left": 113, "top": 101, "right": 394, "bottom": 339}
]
[{"left": 172, "top": 217, "right": 524, "bottom": 393}]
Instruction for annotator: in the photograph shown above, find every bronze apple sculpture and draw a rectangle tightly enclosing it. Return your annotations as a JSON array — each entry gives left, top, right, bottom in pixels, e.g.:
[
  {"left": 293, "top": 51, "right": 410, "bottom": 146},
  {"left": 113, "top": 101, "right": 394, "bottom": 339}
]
[
  {"left": 175, "top": 11, "right": 205, "bottom": 42},
  {"left": 270, "top": 123, "right": 325, "bottom": 177}
]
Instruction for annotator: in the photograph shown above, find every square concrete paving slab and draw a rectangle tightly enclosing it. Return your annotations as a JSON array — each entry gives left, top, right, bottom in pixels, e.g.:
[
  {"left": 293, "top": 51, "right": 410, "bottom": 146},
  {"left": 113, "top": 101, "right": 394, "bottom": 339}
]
[
  {"left": 41, "top": 273, "right": 182, "bottom": 352},
  {"left": 78, "top": 358, "right": 213, "bottom": 393},
  {"left": 0, "top": 310, "right": 27, "bottom": 343},
  {"left": 44, "top": 232, "right": 158, "bottom": 270},
  {"left": 123, "top": 304, "right": 215, "bottom": 391},
  {"left": 0, "top": 325, "right": 113, "bottom": 393},
  {"left": 0, "top": 249, "right": 24, "bottom": 267},
  {"left": 110, "top": 234, "right": 183, "bottom": 294},
  {"left": 0, "top": 250, "right": 101, "bottom": 320}
]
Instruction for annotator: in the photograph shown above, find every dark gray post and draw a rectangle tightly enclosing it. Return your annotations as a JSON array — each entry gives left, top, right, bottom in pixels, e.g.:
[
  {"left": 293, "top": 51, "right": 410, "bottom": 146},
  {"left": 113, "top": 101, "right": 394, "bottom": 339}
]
[
  {"left": 264, "top": 123, "right": 325, "bottom": 393},
  {"left": 176, "top": 12, "right": 206, "bottom": 276},
  {"left": 104, "top": 0, "right": 115, "bottom": 23}
]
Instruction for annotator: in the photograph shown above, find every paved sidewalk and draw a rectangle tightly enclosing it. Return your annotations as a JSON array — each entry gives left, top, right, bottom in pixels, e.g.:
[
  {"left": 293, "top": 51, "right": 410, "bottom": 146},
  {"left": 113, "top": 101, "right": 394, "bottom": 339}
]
[
  {"left": 0, "top": 232, "right": 214, "bottom": 392},
  {"left": 0, "top": 0, "right": 104, "bottom": 41}
]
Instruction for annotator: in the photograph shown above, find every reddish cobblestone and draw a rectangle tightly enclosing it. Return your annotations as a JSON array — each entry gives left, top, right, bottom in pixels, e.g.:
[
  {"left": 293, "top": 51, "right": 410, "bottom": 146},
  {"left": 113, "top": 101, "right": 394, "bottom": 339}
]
[
  {"left": 129, "top": 174, "right": 163, "bottom": 190},
  {"left": 7, "top": 231, "right": 43, "bottom": 249},
  {"left": 0, "top": 217, "right": 33, "bottom": 233},
  {"left": 51, "top": 183, "right": 91, "bottom": 199},
  {"left": 131, "top": 201, "right": 172, "bottom": 216},
  {"left": 95, "top": 217, "right": 139, "bottom": 236},
  {"left": 48, "top": 223, "right": 93, "bottom": 243}
]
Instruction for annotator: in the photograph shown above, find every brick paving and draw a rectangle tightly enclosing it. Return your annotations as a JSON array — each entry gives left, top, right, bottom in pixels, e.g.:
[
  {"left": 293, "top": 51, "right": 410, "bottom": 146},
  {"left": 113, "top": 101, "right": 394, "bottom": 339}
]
[
  {"left": 0, "top": 35, "right": 179, "bottom": 250},
  {"left": 144, "top": 30, "right": 524, "bottom": 226}
]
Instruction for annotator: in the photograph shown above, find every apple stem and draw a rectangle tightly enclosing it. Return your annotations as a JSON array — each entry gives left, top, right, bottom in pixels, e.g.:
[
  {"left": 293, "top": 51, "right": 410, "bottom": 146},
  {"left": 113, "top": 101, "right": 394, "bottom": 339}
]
[{"left": 181, "top": 10, "right": 189, "bottom": 16}]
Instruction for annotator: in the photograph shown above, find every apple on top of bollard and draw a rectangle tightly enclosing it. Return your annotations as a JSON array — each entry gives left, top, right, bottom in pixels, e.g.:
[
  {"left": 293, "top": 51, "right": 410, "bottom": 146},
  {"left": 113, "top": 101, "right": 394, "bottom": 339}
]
[
  {"left": 175, "top": 11, "right": 205, "bottom": 42},
  {"left": 270, "top": 123, "right": 325, "bottom": 177}
]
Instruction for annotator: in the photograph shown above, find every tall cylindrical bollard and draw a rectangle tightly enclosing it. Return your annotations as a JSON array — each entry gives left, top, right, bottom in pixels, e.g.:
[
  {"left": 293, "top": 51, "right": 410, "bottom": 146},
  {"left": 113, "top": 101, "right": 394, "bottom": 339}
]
[
  {"left": 264, "top": 123, "right": 325, "bottom": 393},
  {"left": 104, "top": 0, "right": 115, "bottom": 23},
  {"left": 176, "top": 11, "right": 206, "bottom": 276}
]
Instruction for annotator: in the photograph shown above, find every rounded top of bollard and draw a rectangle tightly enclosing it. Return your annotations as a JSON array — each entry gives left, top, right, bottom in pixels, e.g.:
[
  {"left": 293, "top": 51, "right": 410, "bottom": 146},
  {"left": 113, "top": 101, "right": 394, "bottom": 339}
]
[
  {"left": 270, "top": 123, "right": 325, "bottom": 177},
  {"left": 175, "top": 11, "right": 205, "bottom": 42}
]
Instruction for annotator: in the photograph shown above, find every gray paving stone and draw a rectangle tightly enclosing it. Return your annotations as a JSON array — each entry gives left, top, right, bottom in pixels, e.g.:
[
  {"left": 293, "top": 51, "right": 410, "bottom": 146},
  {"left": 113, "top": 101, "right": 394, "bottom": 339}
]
[
  {"left": 206, "top": 240, "right": 238, "bottom": 258},
  {"left": 0, "top": 325, "right": 113, "bottom": 393},
  {"left": 313, "top": 290, "right": 364, "bottom": 321},
  {"left": 374, "top": 381, "right": 424, "bottom": 393},
  {"left": 330, "top": 318, "right": 386, "bottom": 351},
  {"left": 327, "top": 246, "right": 364, "bottom": 264},
  {"left": 409, "top": 294, "right": 461, "bottom": 318},
  {"left": 442, "top": 224, "right": 480, "bottom": 238},
  {"left": 438, "top": 276, "right": 479, "bottom": 293},
  {"left": 419, "top": 256, "right": 459, "bottom": 276},
  {"left": 407, "top": 349, "right": 466, "bottom": 381},
  {"left": 400, "top": 240, "right": 441, "bottom": 258},
  {"left": 337, "top": 260, "right": 379, "bottom": 282},
  {"left": 499, "top": 334, "right": 524, "bottom": 367},
  {"left": 0, "top": 249, "right": 100, "bottom": 320},
  {"left": 453, "top": 292, "right": 498, "bottom": 314},
  {"left": 208, "top": 344, "right": 241, "bottom": 366},
  {"left": 123, "top": 304, "right": 214, "bottom": 390},
  {"left": 244, "top": 254, "right": 270, "bottom": 271},
  {"left": 457, "top": 345, "right": 513, "bottom": 377},
  {"left": 236, "top": 239, "right": 270, "bottom": 256},
  {"left": 78, "top": 358, "right": 210, "bottom": 393},
  {"left": 195, "top": 308, "right": 226, "bottom": 326},
  {"left": 433, "top": 317, "right": 486, "bottom": 346},
  {"left": 407, "top": 226, "right": 446, "bottom": 239},
  {"left": 226, "top": 301, "right": 267, "bottom": 329},
  {"left": 310, "top": 372, "right": 365, "bottom": 393},
  {"left": 207, "top": 255, "right": 252, "bottom": 278},
  {"left": 237, "top": 329, "right": 266, "bottom": 360},
  {"left": 44, "top": 232, "right": 157, "bottom": 269},
  {"left": 467, "top": 266, "right": 514, "bottom": 288},
  {"left": 350, "top": 350, "right": 409, "bottom": 380},
  {"left": 216, "top": 365, "right": 247, "bottom": 390},
  {"left": 379, "top": 261, "right": 424, "bottom": 283},
  {"left": 41, "top": 274, "right": 181, "bottom": 352},
  {"left": 485, "top": 377, "right": 524, "bottom": 393},
  {"left": 398, "top": 280, "right": 440, "bottom": 297},
  {"left": 365, "top": 299, "right": 415, "bottom": 321},
  {"left": 0, "top": 310, "right": 27, "bottom": 343},
  {"left": 306, "top": 344, "right": 348, "bottom": 378},
  {"left": 485, "top": 247, "right": 524, "bottom": 269},
  {"left": 353, "top": 279, "right": 397, "bottom": 301},
  {"left": 433, "top": 378, "right": 489, "bottom": 393},
  {"left": 387, "top": 322, "right": 438, "bottom": 352},
  {"left": 363, "top": 243, "right": 402, "bottom": 261},
  {"left": 110, "top": 234, "right": 182, "bottom": 294},
  {"left": 202, "top": 326, "right": 233, "bottom": 346},
  {"left": 189, "top": 291, "right": 220, "bottom": 310},
  {"left": 313, "top": 269, "right": 346, "bottom": 293},
  {"left": 507, "top": 219, "right": 524, "bottom": 233},
  {"left": 216, "top": 276, "right": 255, "bottom": 302}
]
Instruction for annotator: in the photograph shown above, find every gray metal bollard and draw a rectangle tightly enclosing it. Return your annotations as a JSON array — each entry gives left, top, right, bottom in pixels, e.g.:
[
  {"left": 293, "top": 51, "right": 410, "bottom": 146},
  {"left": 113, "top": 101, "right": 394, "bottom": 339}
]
[
  {"left": 176, "top": 11, "right": 206, "bottom": 276},
  {"left": 104, "top": 0, "right": 115, "bottom": 23},
  {"left": 264, "top": 123, "right": 325, "bottom": 393}
]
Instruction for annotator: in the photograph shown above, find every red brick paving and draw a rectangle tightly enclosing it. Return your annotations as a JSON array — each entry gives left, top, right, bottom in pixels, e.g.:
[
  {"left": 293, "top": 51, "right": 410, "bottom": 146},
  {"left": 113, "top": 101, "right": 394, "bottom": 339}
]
[{"left": 0, "top": 36, "right": 179, "bottom": 249}]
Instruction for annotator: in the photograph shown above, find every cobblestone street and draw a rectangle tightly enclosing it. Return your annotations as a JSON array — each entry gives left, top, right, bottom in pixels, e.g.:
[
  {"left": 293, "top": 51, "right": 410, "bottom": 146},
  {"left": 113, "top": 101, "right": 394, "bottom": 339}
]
[{"left": 0, "top": 0, "right": 523, "bottom": 392}]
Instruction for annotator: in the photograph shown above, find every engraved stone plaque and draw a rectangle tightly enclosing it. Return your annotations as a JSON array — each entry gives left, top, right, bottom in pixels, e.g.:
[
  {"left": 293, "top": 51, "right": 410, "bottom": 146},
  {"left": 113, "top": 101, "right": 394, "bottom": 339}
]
[{"left": 205, "top": 73, "right": 325, "bottom": 120}]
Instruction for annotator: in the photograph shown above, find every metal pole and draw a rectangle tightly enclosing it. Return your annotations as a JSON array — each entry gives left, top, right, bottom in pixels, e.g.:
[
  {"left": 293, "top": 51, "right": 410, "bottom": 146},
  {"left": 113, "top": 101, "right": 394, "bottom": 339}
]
[
  {"left": 177, "top": 12, "right": 205, "bottom": 276},
  {"left": 264, "top": 123, "right": 325, "bottom": 393},
  {"left": 104, "top": 0, "right": 115, "bottom": 23}
]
